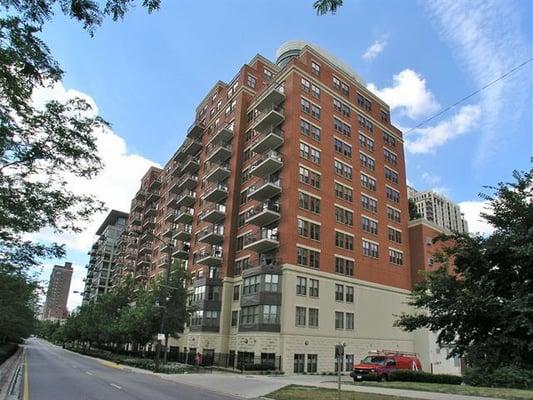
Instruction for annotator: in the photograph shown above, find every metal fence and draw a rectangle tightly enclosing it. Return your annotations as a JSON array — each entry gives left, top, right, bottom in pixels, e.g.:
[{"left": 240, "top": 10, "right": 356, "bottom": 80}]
[{"left": 166, "top": 349, "right": 282, "bottom": 371}]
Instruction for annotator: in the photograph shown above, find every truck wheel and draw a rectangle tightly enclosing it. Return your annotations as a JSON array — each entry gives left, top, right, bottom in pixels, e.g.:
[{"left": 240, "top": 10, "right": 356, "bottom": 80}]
[{"left": 380, "top": 374, "right": 388, "bottom": 382}]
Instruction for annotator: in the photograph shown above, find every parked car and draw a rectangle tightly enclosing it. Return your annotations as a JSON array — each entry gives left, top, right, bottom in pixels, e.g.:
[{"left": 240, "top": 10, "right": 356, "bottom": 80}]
[{"left": 350, "top": 350, "right": 422, "bottom": 382}]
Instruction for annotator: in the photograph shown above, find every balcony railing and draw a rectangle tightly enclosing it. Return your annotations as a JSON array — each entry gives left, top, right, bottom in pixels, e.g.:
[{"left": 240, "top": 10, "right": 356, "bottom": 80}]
[
  {"left": 182, "top": 137, "right": 202, "bottom": 156},
  {"left": 206, "top": 142, "right": 232, "bottom": 164},
  {"left": 176, "top": 189, "right": 196, "bottom": 208},
  {"left": 204, "top": 161, "right": 231, "bottom": 182},
  {"left": 248, "top": 176, "right": 281, "bottom": 201},
  {"left": 250, "top": 150, "right": 283, "bottom": 178},
  {"left": 181, "top": 155, "right": 200, "bottom": 174},
  {"left": 195, "top": 247, "right": 223, "bottom": 266},
  {"left": 208, "top": 123, "right": 234, "bottom": 145},
  {"left": 175, "top": 207, "right": 194, "bottom": 224},
  {"left": 177, "top": 173, "right": 198, "bottom": 190},
  {"left": 254, "top": 84, "right": 285, "bottom": 112},
  {"left": 201, "top": 203, "right": 226, "bottom": 224},
  {"left": 201, "top": 182, "right": 228, "bottom": 203},
  {"left": 173, "top": 224, "right": 192, "bottom": 241},
  {"left": 250, "top": 128, "right": 284, "bottom": 154},
  {"left": 245, "top": 201, "right": 280, "bottom": 226},
  {"left": 243, "top": 228, "right": 280, "bottom": 252},
  {"left": 197, "top": 224, "right": 225, "bottom": 245},
  {"left": 250, "top": 105, "right": 284, "bottom": 132},
  {"left": 187, "top": 121, "right": 205, "bottom": 139}
]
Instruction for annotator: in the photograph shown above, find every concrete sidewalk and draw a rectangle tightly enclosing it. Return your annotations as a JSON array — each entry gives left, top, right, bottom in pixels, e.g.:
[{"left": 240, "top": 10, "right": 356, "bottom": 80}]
[{"left": 159, "top": 372, "right": 504, "bottom": 400}]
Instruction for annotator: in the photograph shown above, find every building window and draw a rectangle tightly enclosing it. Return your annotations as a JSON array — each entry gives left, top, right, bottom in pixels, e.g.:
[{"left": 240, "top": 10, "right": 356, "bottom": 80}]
[
  {"left": 236, "top": 235, "right": 244, "bottom": 251},
  {"left": 361, "top": 216, "right": 378, "bottom": 235},
  {"left": 335, "top": 206, "right": 353, "bottom": 226},
  {"left": 335, "top": 257, "right": 354, "bottom": 276},
  {"left": 359, "top": 133, "right": 374, "bottom": 152},
  {"left": 335, "top": 231, "right": 354, "bottom": 250},
  {"left": 388, "top": 227, "right": 402, "bottom": 243},
  {"left": 387, "top": 207, "right": 401, "bottom": 223},
  {"left": 384, "top": 148, "right": 398, "bottom": 165},
  {"left": 240, "top": 189, "right": 248, "bottom": 205},
  {"left": 341, "top": 103, "right": 350, "bottom": 117},
  {"left": 360, "top": 152, "right": 375, "bottom": 171},
  {"left": 243, "top": 275, "right": 260, "bottom": 295},
  {"left": 383, "top": 131, "right": 396, "bottom": 147},
  {"left": 309, "top": 308, "right": 319, "bottom": 328},
  {"left": 234, "top": 258, "right": 249, "bottom": 276},
  {"left": 335, "top": 138, "right": 352, "bottom": 158},
  {"left": 240, "top": 305, "right": 259, "bottom": 324},
  {"left": 264, "top": 69, "right": 272, "bottom": 81},
  {"left": 264, "top": 274, "right": 279, "bottom": 292},
  {"left": 298, "top": 218, "right": 320, "bottom": 241},
  {"left": 298, "top": 191, "right": 321, "bottom": 214},
  {"left": 341, "top": 82, "right": 349, "bottom": 96},
  {"left": 333, "top": 98, "right": 341, "bottom": 112},
  {"left": 231, "top": 310, "right": 238, "bottom": 326},
  {"left": 263, "top": 305, "right": 279, "bottom": 324},
  {"left": 335, "top": 284, "right": 344, "bottom": 301},
  {"left": 301, "top": 77, "right": 310, "bottom": 92},
  {"left": 345, "top": 354, "right": 354, "bottom": 372},
  {"left": 299, "top": 166, "right": 321, "bottom": 189},
  {"left": 301, "top": 97, "right": 310, "bottom": 113},
  {"left": 333, "top": 76, "right": 341, "bottom": 90},
  {"left": 309, "top": 278, "right": 319, "bottom": 297},
  {"left": 300, "top": 142, "right": 321, "bottom": 164},
  {"left": 357, "top": 93, "right": 372, "bottom": 112},
  {"left": 296, "top": 276, "right": 307, "bottom": 295},
  {"left": 361, "top": 173, "right": 377, "bottom": 191},
  {"left": 297, "top": 246, "right": 320, "bottom": 269},
  {"left": 311, "top": 61, "right": 320, "bottom": 76},
  {"left": 389, "top": 248, "right": 404, "bottom": 265},
  {"left": 233, "top": 285, "right": 240, "bottom": 301},
  {"left": 346, "top": 312, "right": 355, "bottom": 330},
  {"left": 294, "top": 354, "right": 305, "bottom": 373},
  {"left": 307, "top": 354, "right": 318, "bottom": 373},
  {"left": 381, "top": 110, "right": 389, "bottom": 122},
  {"left": 301, "top": 119, "right": 321, "bottom": 142},
  {"left": 362, "top": 240, "right": 379, "bottom": 258},
  {"left": 247, "top": 75, "right": 256, "bottom": 89},
  {"left": 361, "top": 194, "right": 377, "bottom": 213},
  {"left": 334, "top": 118, "right": 351, "bottom": 137},
  {"left": 311, "top": 84, "right": 320, "bottom": 99},
  {"left": 346, "top": 286, "right": 354, "bottom": 303},
  {"left": 296, "top": 306, "right": 306, "bottom": 326},
  {"left": 335, "top": 311, "right": 344, "bottom": 329},
  {"left": 311, "top": 104, "right": 321, "bottom": 120},
  {"left": 385, "top": 167, "right": 399, "bottom": 184},
  {"left": 334, "top": 160, "right": 352, "bottom": 180},
  {"left": 358, "top": 114, "right": 373, "bottom": 131},
  {"left": 335, "top": 182, "right": 353, "bottom": 202},
  {"left": 386, "top": 187, "right": 401, "bottom": 203}
]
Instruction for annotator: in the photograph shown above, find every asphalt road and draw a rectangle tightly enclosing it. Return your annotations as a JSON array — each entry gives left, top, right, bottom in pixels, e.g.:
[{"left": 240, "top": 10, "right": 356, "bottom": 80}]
[{"left": 24, "top": 337, "right": 241, "bottom": 400}]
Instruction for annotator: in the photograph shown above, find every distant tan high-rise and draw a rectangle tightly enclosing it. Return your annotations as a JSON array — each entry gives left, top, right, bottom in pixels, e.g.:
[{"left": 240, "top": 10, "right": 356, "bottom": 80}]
[{"left": 42, "top": 262, "right": 73, "bottom": 321}]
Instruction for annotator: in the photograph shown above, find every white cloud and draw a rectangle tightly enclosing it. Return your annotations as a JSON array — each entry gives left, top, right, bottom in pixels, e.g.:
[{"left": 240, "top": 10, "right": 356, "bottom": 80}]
[
  {"left": 30, "top": 82, "right": 159, "bottom": 252},
  {"left": 362, "top": 36, "right": 388, "bottom": 61},
  {"left": 459, "top": 200, "right": 494, "bottom": 236},
  {"left": 423, "top": 0, "right": 531, "bottom": 165},
  {"left": 367, "top": 69, "right": 440, "bottom": 120},
  {"left": 405, "top": 104, "right": 481, "bottom": 154}
]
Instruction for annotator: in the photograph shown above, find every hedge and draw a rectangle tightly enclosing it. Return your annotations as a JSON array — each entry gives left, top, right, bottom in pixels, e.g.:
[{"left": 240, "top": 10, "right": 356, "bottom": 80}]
[
  {"left": 0, "top": 343, "right": 19, "bottom": 365},
  {"left": 463, "top": 366, "right": 533, "bottom": 389},
  {"left": 388, "top": 370, "right": 463, "bottom": 385}
]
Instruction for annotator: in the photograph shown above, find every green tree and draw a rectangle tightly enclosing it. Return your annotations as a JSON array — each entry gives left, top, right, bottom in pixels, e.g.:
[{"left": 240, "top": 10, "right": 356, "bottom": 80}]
[
  {"left": 0, "top": 0, "right": 163, "bottom": 342},
  {"left": 395, "top": 169, "right": 533, "bottom": 371},
  {"left": 313, "top": 0, "right": 344, "bottom": 14},
  {"left": 408, "top": 198, "right": 421, "bottom": 220}
]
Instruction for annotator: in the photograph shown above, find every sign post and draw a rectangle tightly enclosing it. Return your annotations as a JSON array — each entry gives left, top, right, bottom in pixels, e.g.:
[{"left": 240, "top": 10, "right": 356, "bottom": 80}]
[{"left": 335, "top": 344, "right": 345, "bottom": 400}]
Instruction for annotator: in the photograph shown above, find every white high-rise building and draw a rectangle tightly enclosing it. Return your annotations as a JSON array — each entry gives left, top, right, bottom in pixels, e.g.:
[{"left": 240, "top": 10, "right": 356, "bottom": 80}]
[{"left": 408, "top": 187, "right": 468, "bottom": 233}]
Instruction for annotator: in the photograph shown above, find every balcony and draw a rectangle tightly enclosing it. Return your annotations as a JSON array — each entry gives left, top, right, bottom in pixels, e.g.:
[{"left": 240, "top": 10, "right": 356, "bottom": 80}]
[
  {"left": 162, "top": 225, "right": 174, "bottom": 238},
  {"left": 135, "top": 269, "right": 148, "bottom": 281},
  {"left": 142, "top": 217, "right": 155, "bottom": 230},
  {"left": 255, "top": 84, "right": 285, "bottom": 112},
  {"left": 182, "top": 138, "right": 202, "bottom": 156},
  {"left": 157, "top": 255, "right": 172, "bottom": 268},
  {"left": 172, "top": 242, "right": 190, "bottom": 260},
  {"left": 250, "top": 105, "right": 284, "bottom": 132},
  {"left": 202, "top": 203, "right": 226, "bottom": 224},
  {"left": 187, "top": 121, "right": 205, "bottom": 139},
  {"left": 177, "top": 173, "right": 198, "bottom": 191},
  {"left": 168, "top": 178, "right": 181, "bottom": 194},
  {"left": 144, "top": 206, "right": 157, "bottom": 218},
  {"left": 139, "top": 242, "right": 152, "bottom": 255},
  {"left": 250, "top": 150, "right": 283, "bottom": 178},
  {"left": 176, "top": 189, "right": 196, "bottom": 208},
  {"left": 202, "top": 183, "right": 228, "bottom": 204},
  {"left": 137, "top": 257, "right": 150, "bottom": 268},
  {"left": 172, "top": 148, "right": 186, "bottom": 164},
  {"left": 248, "top": 177, "right": 281, "bottom": 201},
  {"left": 196, "top": 247, "right": 223, "bottom": 266},
  {"left": 164, "top": 210, "right": 177, "bottom": 223},
  {"left": 245, "top": 201, "right": 280, "bottom": 226},
  {"left": 135, "top": 190, "right": 146, "bottom": 201},
  {"left": 139, "top": 232, "right": 151, "bottom": 244},
  {"left": 149, "top": 177, "right": 162, "bottom": 191},
  {"left": 130, "top": 212, "right": 142, "bottom": 226},
  {"left": 170, "top": 161, "right": 182, "bottom": 176},
  {"left": 175, "top": 207, "right": 194, "bottom": 224},
  {"left": 250, "top": 129, "right": 284, "bottom": 154},
  {"left": 181, "top": 156, "right": 200, "bottom": 174},
  {"left": 204, "top": 162, "right": 230, "bottom": 182},
  {"left": 173, "top": 224, "right": 192, "bottom": 241},
  {"left": 166, "top": 194, "right": 178, "bottom": 209},
  {"left": 146, "top": 190, "right": 160, "bottom": 203},
  {"left": 209, "top": 123, "right": 233, "bottom": 145},
  {"left": 198, "top": 224, "right": 224, "bottom": 245},
  {"left": 132, "top": 199, "right": 144, "bottom": 212},
  {"left": 205, "top": 143, "right": 232, "bottom": 164},
  {"left": 243, "top": 229, "right": 280, "bottom": 253}
]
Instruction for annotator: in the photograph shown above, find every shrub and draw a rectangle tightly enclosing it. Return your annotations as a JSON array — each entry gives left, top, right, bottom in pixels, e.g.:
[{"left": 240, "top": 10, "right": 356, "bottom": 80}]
[
  {"left": 464, "top": 366, "right": 533, "bottom": 389},
  {"left": 0, "top": 343, "right": 19, "bottom": 365},
  {"left": 388, "top": 370, "right": 463, "bottom": 385}
]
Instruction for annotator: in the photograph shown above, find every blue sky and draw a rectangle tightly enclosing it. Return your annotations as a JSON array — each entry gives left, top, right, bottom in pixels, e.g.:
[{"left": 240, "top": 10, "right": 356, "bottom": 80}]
[{"left": 33, "top": 0, "right": 532, "bottom": 308}]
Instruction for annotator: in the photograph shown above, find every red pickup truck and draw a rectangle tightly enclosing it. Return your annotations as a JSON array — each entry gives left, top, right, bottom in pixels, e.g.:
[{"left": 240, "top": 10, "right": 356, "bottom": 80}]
[{"left": 350, "top": 351, "right": 422, "bottom": 382}]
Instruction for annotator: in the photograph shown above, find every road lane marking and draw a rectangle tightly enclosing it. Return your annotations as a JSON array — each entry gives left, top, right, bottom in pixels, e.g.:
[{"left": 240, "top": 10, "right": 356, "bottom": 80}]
[
  {"left": 110, "top": 383, "right": 122, "bottom": 390},
  {"left": 23, "top": 352, "right": 29, "bottom": 400},
  {"left": 85, "top": 371, "right": 94, "bottom": 376}
]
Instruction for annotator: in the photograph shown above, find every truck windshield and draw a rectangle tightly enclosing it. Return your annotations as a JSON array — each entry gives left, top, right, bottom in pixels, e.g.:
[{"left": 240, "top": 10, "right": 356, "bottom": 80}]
[{"left": 361, "top": 356, "right": 387, "bottom": 365}]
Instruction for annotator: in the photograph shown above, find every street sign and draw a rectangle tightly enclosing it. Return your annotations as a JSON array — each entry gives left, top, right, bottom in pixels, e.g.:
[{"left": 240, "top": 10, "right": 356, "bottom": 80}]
[{"left": 157, "top": 333, "right": 165, "bottom": 341}]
